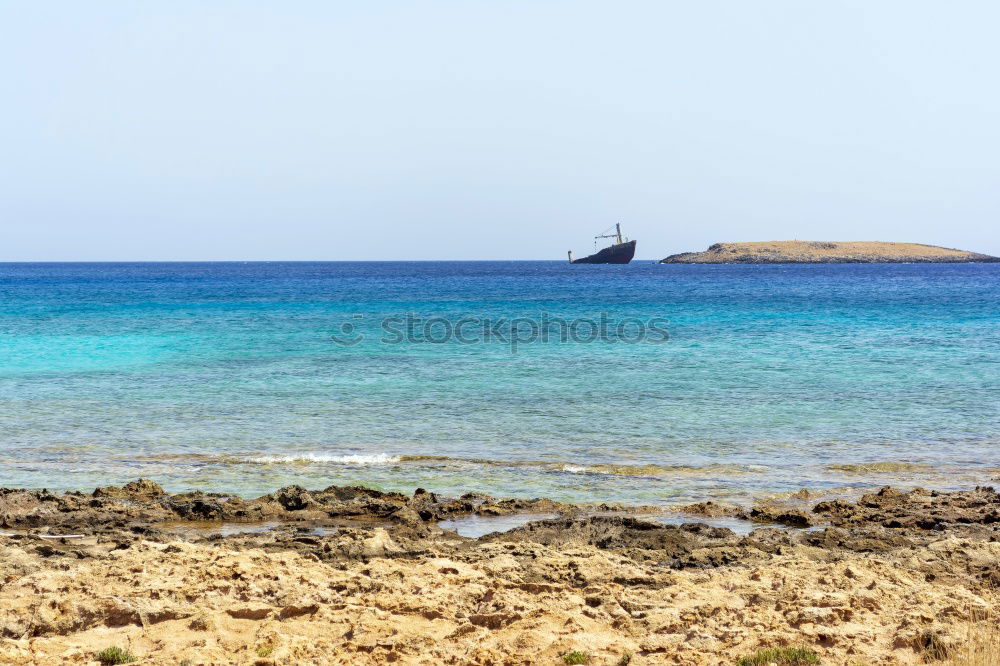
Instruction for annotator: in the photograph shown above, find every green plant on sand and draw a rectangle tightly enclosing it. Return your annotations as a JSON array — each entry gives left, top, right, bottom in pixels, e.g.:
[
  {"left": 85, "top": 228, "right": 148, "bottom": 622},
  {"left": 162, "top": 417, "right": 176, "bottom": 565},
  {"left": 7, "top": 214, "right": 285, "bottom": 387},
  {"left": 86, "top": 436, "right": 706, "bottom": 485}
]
[
  {"left": 96, "top": 646, "right": 139, "bottom": 664},
  {"left": 563, "top": 651, "right": 590, "bottom": 665},
  {"left": 618, "top": 652, "right": 633, "bottom": 665},
  {"left": 736, "top": 646, "right": 820, "bottom": 666}
]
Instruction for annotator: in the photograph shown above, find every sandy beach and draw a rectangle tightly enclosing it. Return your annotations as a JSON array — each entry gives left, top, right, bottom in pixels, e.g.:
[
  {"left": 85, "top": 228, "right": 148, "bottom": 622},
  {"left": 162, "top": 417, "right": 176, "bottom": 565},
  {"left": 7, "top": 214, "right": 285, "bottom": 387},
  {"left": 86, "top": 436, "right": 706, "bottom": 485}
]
[{"left": 1, "top": 480, "right": 998, "bottom": 665}]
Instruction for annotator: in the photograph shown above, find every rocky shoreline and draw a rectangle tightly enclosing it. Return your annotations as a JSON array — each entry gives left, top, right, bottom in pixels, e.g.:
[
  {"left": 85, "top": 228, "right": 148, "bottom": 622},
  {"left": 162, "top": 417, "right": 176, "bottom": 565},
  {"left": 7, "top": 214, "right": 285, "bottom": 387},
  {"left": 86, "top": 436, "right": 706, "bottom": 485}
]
[{"left": 1, "top": 481, "right": 998, "bottom": 664}]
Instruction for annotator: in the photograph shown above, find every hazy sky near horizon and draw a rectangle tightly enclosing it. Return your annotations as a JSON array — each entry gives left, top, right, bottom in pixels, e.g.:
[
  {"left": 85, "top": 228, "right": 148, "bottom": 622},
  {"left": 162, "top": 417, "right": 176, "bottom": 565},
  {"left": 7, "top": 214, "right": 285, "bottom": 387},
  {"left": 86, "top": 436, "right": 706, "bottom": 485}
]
[{"left": 2, "top": 1, "right": 998, "bottom": 260}]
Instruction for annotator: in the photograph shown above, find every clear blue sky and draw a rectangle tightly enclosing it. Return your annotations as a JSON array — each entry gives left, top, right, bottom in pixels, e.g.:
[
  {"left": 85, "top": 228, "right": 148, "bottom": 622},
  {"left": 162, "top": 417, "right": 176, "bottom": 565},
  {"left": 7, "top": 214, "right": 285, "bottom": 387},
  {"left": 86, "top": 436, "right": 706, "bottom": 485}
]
[{"left": 2, "top": 1, "right": 998, "bottom": 260}]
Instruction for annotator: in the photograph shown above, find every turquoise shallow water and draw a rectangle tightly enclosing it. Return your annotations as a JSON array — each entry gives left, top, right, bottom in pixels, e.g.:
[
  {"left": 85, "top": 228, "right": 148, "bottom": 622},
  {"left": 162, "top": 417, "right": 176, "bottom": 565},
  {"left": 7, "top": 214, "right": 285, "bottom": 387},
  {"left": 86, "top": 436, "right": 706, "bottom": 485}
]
[{"left": 0, "top": 261, "right": 997, "bottom": 505}]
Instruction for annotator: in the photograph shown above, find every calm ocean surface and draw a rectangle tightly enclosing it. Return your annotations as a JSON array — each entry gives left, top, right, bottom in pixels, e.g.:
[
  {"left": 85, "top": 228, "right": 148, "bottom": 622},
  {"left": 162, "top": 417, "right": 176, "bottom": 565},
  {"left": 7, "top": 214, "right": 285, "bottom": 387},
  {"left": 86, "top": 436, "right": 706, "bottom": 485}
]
[{"left": 1, "top": 261, "right": 997, "bottom": 505}]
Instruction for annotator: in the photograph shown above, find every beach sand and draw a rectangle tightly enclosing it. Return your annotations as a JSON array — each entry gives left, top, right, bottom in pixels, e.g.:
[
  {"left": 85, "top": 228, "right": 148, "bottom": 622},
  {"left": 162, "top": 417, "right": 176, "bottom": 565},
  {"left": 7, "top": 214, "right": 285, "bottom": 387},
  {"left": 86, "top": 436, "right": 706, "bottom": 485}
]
[{"left": 0, "top": 481, "right": 998, "bottom": 665}]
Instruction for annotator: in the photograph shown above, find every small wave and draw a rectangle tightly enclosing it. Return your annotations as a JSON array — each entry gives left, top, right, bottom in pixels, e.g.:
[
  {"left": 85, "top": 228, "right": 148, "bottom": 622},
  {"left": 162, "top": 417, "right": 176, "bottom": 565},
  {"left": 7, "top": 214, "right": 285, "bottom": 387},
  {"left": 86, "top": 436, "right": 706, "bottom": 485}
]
[
  {"left": 253, "top": 455, "right": 753, "bottom": 478},
  {"left": 402, "top": 457, "right": 690, "bottom": 477},
  {"left": 827, "top": 462, "right": 933, "bottom": 474},
  {"left": 136, "top": 451, "right": 753, "bottom": 478},
  {"left": 247, "top": 453, "right": 402, "bottom": 465},
  {"left": 556, "top": 462, "right": 753, "bottom": 478}
]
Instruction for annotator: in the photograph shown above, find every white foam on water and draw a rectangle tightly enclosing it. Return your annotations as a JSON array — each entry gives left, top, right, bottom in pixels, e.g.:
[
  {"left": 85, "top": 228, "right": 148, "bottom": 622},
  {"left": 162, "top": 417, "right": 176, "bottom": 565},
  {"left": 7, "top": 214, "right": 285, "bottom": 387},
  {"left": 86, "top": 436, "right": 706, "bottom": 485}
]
[{"left": 247, "top": 453, "right": 402, "bottom": 465}]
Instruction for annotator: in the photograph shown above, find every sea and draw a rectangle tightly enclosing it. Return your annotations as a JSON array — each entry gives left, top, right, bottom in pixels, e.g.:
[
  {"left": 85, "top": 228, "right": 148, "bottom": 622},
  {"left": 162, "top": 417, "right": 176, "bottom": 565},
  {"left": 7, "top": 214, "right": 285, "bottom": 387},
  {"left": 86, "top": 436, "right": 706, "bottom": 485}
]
[{"left": 1, "top": 261, "right": 997, "bottom": 506}]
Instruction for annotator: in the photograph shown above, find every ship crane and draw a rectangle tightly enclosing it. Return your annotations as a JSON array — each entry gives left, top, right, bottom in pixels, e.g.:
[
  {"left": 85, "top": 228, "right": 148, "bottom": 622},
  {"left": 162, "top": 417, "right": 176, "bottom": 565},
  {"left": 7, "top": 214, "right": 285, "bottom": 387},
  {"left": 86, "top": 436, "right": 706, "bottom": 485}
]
[{"left": 593, "top": 223, "right": 625, "bottom": 247}]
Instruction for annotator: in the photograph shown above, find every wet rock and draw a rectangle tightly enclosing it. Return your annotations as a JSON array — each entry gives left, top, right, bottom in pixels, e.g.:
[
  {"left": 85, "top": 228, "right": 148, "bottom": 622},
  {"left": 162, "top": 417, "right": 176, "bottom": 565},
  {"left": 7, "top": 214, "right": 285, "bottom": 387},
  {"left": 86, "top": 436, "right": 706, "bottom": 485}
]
[
  {"left": 316, "top": 485, "right": 409, "bottom": 504},
  {"left": 389, "top": 507, "right": 423, "bottom": 527},
  {"left": 486, "top": 516, "right": 746, "bottom": 565},
  {"left": 93, "top": 478, "right": 164, "bottom": 499},
  {"left": 799, "top": 527, "right": 914, "bottom": 553},
  {"left": 681, "top": 544, "right": 770, "bottom": 568},
  {"left": 676, "top": 501, "right": 748, "bottom": 519},
  {"left": 811, "top": 486, "right": 1000, "bottom": 532},
  {"left": 412, "top": 488, "right": 437, "bottom": 501},
  {"left": 749, "top": 506, "right": 813, "bottom": 528},
  {"left": 123, "top": 478, "right": 165, "bottom": 496},
  {"left": 273, "top": 486, "right": 316, "bottom": 511},
  {"left": 167, "top": 498, "right": 226, "bottom": 520}
]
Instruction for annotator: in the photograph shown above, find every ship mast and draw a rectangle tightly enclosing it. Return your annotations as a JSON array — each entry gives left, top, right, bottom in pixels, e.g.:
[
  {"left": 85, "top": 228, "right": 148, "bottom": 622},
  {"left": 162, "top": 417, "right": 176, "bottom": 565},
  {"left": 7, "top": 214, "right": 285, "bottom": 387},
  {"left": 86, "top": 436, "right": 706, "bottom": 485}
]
[{"left": 594, "top": 223, "right": 625, "bottom": 246}]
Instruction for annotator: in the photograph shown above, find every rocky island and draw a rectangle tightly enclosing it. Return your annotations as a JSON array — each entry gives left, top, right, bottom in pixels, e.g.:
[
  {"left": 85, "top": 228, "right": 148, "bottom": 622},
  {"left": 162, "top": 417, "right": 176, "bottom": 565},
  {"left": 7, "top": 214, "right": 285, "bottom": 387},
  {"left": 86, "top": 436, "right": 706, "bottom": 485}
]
[{"left": 661, "top": 240, "right": 999, "bottom": 264}]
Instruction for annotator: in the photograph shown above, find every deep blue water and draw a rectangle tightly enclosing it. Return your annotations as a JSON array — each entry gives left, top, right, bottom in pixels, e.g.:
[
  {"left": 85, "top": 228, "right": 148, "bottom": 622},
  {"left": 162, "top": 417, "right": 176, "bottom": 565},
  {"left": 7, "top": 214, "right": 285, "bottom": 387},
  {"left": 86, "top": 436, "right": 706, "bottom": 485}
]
[{"left": 1, "top": 261, "right": 997, "bottom": 504}]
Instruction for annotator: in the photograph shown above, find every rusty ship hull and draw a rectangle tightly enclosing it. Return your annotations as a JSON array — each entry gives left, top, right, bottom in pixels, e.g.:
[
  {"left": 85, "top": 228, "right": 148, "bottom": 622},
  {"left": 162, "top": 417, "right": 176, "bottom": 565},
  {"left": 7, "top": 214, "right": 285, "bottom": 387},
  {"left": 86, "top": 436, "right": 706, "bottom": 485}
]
[{"left": 571, "top": 240, "right": 637, "bottom": 264}]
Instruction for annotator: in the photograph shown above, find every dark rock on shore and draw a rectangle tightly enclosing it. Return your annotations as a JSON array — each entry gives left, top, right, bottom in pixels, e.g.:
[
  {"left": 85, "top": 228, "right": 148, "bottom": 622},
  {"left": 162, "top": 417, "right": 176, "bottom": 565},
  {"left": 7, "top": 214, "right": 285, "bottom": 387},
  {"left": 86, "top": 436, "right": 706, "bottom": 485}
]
[
  {"left": 486, "top": 516, "right": 745, "bottom": 565},
  {"left": 3, "top": 480, "right": 999, "bottom": 570},
  {"left": 93, "top": 478, "right": 165, "bottom": 499},
  {"left": 813, "top": 485, "right": 1000, "bottom": 531},
  {"left": 0, "top": 480, "right": 575, "bottom": 535}
]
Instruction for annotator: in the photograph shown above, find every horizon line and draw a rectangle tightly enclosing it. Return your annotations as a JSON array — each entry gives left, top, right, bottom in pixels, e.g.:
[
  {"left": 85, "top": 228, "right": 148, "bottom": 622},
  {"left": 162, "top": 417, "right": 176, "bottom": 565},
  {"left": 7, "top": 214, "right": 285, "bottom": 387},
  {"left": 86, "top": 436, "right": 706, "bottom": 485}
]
[{"left": 0, "top": 258, "right": 669, "bottom": 264}]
